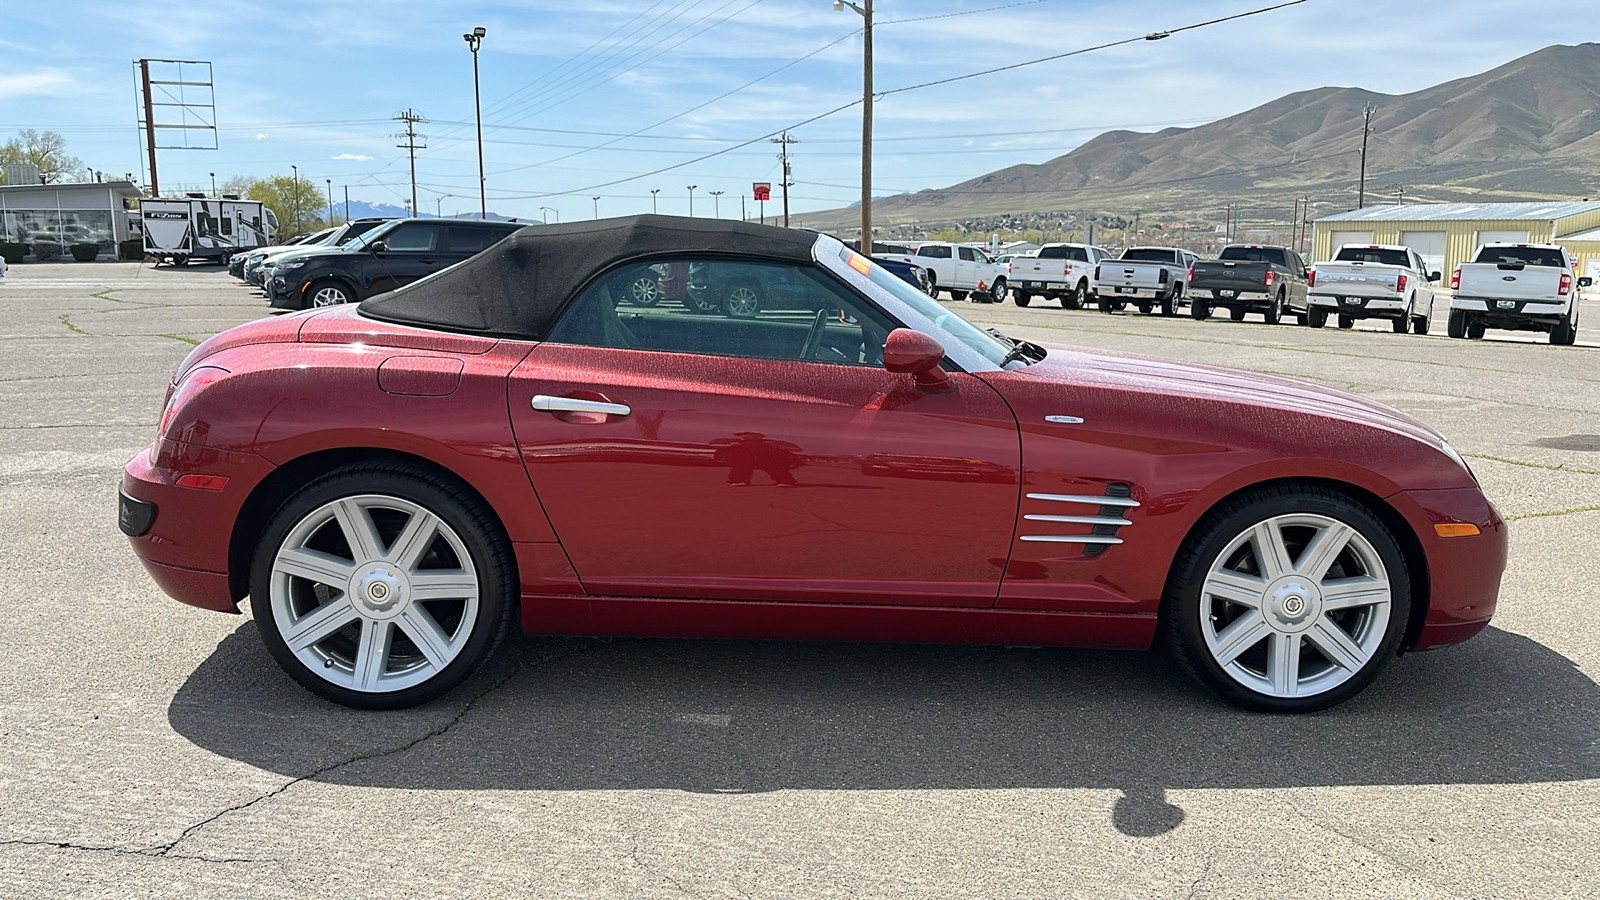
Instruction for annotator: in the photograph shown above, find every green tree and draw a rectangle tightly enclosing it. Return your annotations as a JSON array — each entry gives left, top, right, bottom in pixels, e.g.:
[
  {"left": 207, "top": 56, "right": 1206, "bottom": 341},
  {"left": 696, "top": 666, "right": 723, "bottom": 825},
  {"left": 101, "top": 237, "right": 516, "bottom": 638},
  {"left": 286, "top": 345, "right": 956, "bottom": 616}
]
[
  {"left": 238, "top": 175, "right": 330, "bottom": 237},
  {"left": 0, "top": 129, "right": 85, "bottom": 184}
]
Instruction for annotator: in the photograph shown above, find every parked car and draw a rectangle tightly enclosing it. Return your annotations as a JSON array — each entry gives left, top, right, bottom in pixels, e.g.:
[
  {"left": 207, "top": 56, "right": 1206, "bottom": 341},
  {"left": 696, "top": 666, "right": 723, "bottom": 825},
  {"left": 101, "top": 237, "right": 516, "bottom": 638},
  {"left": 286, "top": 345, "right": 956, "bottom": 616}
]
[
  {"left": 121, "top": 215, "right": 1504, "bottom": 715},
  {"left": 238, "top": 227, "right": 337, "bottom": 285},
  {"left": 890, "top": 243, "right": 1009, "bottom": 302},
  {"left": 1307, "top": 244, "right": 1440, "bottom": 333},
  {"left": 1009, "top": 243, "right": 1114, "bottom": 309},
  {"left": 267, "top": 218, "right": 524, "bottom": 309},
  {"left": 255, "top": 218, "right": 395, "bottom": 289},
  {"left": 1094, "top": 246, "right": 1199, "bottom": 316},
  {"left": 1447, "top": 243, "right": 1590, "bottom": 344},
  {"left": 1189, "top": 244, "right": 1311, "bottom": 324}
]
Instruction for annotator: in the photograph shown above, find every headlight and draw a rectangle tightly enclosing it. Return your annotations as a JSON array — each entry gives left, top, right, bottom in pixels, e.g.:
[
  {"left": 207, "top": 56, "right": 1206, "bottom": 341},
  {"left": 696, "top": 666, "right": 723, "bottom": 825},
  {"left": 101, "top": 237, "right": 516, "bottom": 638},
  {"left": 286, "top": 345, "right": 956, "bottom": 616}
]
[{"left": 283, "top": 260, "right": 307, "bottom": 270}]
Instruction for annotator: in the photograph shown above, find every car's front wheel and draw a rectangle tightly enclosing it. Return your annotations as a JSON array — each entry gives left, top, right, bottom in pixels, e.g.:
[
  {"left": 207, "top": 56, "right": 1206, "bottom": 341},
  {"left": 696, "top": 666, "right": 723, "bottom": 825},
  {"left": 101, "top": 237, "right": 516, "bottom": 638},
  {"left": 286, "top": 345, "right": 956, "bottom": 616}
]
[
  {"left": 1163, "top": 485, "right": 1410, "bottom": 713},
  {"left": 989, "top": 278, "right": 1008, "bottom": 304},
  {"left": 250, "top": 464, "right": 514, "bottom": 709},
  {"left": 308, "top": 280, "right": 354, "bottom": 308}
]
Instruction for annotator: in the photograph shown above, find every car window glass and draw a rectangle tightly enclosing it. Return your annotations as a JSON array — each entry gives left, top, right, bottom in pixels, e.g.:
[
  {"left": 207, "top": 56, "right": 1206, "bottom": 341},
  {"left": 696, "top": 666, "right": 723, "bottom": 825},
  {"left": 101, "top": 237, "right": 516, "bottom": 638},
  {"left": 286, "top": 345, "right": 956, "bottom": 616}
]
[
  {"left": 1474, "top": 246, "right": 1565, "bottom": 267},
  {"left": 443, "top": 226, "right": 501, "bottom": 253},
  {"left": 958, "top": 247, "right": 976, "bottom": 262},
  {"left": 548, "top": 257, "right": 895, "bottom": 367},
  {"left": 384, "top": 223, "right": 436, "bottom": 251},
  {"left": 917, "top": 245, "right": 951, "bottom": 259}
]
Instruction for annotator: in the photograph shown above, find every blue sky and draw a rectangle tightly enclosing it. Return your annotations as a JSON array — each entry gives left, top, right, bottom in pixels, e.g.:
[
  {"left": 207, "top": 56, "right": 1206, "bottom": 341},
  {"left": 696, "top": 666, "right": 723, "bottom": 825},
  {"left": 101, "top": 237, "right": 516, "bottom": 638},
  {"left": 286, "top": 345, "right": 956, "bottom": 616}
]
[{"left": 1, "top": 0, "right": 1591, "bottom": 221}]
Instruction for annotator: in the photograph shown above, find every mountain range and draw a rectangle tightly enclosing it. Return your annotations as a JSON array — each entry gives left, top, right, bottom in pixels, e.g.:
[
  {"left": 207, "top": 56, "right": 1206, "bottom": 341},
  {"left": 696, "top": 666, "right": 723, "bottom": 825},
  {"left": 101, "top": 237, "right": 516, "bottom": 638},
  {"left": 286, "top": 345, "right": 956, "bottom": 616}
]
[{"left": 804, "top": 42, "right": 1600, "bottom": 229}]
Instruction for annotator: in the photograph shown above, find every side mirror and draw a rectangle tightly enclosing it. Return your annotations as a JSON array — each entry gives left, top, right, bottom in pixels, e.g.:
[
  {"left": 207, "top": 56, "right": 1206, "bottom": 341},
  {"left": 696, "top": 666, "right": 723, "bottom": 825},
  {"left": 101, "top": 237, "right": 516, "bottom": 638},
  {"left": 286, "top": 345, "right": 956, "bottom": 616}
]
[
  {"left": 1580, "top": 276, "right": 1594, "bottom": 288},
  {"left": 368, "top": 239, "right": 387, "bottom": 254},
  {"left": 883, "top": 329, "right": 954, "bottom": 394},
  {"left": 1428, "top": 271, "right": 1442, "bottom": 282}
]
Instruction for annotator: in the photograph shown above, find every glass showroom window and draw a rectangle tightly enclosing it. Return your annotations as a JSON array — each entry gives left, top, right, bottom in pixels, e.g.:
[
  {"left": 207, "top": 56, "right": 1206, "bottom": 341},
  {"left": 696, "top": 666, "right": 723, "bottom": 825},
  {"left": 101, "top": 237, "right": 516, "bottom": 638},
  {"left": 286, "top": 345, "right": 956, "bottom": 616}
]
[{"left": 0, "top": 209, "right": 116, "bottom": 255}]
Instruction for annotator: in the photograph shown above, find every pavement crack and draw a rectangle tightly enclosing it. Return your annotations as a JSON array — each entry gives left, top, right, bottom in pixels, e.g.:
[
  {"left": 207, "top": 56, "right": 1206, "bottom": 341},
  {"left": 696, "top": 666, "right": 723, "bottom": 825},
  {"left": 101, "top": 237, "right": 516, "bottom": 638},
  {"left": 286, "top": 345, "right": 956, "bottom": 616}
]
[
  {"left": 0, "top": 838, "right": 263, "bottom": 865},
  {"left": 147, "top": 638, "right": 614, "bottom": 858},
  {"left": 1507, "top": 503, "right": 1600, "bottom": 521},
  {"left": 1185, "top": 853, "right": 1218, "bottom": 900}
]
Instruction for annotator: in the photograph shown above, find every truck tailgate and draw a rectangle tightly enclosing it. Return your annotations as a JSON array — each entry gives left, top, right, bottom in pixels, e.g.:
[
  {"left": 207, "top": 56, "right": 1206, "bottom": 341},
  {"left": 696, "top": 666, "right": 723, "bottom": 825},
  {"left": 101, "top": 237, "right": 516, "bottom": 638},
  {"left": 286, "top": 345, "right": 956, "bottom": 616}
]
[
  {"left": 1311, "top": 262, "right": 1401, "bottom": 295},
  {"left": 1191, "top": 261, "right": 1271, "bottom": 292},
  {"left": 1099, "top": 262, "right": 1167, "bottom": 290},
  {"left": 1455, "top": 264, "right": 1563, "bottom": 301}
]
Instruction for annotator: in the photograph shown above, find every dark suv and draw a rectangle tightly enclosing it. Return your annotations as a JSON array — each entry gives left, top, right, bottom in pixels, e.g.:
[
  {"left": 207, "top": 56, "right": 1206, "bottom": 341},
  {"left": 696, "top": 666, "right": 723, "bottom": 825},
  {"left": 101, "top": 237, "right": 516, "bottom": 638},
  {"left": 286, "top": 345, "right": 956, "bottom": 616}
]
[{"left": 268, "top": 218, "right": 525, "bottom": 310}]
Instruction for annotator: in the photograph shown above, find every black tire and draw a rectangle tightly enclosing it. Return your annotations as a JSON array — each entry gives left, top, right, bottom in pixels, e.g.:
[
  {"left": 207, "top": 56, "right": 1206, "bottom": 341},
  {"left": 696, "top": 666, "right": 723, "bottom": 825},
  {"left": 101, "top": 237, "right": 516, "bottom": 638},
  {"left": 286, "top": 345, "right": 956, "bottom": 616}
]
[
  {"left": 989, "top": 278, "right": 1008, "bottom": 304},
  {"left": 1391, "top": 315, "right": 1409, "bottom": 334},
  {"left": 925, "top": 273, "right": 938, "bottom": 298},
  {"left": 1264, "top": 290, "right": 1285, "bottom": 325},
  {"left": 1190, "top": 297, "right": 1211, "bottom": 320},
  {"left": 624, "top": 271, "right": 660, "bottom": 307},
  {"left": 307, "top": 279, "right": 355, "bottom": 308},
  {"left": 1160, "top": 287, "right": 1179, "bottom": 318},
  {"left": 1413, "top": 312, "right": 1430, "bottom": 335},
  {"left": 1337, "top": 314, "right": 1354, "bottom": 330},
  {"left": 1446, "top": 308, "right": 1467, "bottom": 339},
  {"left": 1550, "top": 309, "right": 1575, "bottom": 345},
  {"left": 1229, "top": 307, "right": 1247, "bottom": 322},
  {"left": 250, "top": 463, "right": 515, "bottom": 709},
  {"left": 1098, "top": 293, "right": 1116, "bottom": 313},
  {"left": 950, "top": 290, "right": 969, "bottom": 302},
  {"left": 1136, "top": 302, "right": 1153, "bottom": 316},
  {"left": 1306, "top": 308, "right": 1328, "bottom": 328},
  {"left": 1013, "top": 292, "right": 1031, "bottom": 308},
  {"left": 1062, "top": 281, "right": 1085, "bottom": 310},
  {"left": 1162, "top": 483, "right": 1412, "bottom": 713},
  {"left": 1467, "top": 320, "right": 1485, "bottom": 340}
]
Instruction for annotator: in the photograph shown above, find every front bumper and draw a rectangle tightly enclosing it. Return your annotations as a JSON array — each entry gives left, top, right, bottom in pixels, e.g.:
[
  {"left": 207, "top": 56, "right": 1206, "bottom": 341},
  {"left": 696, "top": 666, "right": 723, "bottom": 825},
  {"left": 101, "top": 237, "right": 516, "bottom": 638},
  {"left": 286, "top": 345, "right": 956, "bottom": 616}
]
[
  {"left": 122, "top": 442, "right": 276, "bottom": 613},
  {"left": 268, "top": 274, "right": 303, "bottom": 309},
  {"left": 1390, "top": 486, "right": 1507, "bottom": 651}
]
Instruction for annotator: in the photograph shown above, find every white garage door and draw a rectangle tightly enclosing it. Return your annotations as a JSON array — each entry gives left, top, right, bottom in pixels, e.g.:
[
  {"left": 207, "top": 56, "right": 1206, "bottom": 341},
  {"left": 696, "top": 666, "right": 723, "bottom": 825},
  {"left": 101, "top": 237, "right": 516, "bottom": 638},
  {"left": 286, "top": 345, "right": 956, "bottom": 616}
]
[
  {"left": 1477, "top": 230, "right": 1530, "bottom": 246},
  {"left": 1401, "top": 231, "right": 1446, "bottom": 276},
  {"left": 1328, "top": 231, "right": 1374, "bottom": 253}
]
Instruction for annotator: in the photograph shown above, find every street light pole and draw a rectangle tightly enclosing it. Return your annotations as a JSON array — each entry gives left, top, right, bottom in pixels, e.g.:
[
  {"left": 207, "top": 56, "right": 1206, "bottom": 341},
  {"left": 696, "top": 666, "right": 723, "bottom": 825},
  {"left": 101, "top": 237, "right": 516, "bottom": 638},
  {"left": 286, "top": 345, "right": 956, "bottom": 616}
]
[
  {"left": 326, "top": 179, "right": 333, "bottom": 225},
  {"left": 540, "top": 206, "right": 558, "bottom": 224},
  {"left": 710, "top": 190, "right": 724, "bottom": 218},
  {"left": 290, "top": 164, "right": 299, "bottom": 233},
  {"left": 835, "top": 0, "right": 873, "bottom": 247},
  {"left": 209, "top": 172, "right": 216, "bottom": 195},
  {"left": 650, "top": 188, "right": 660, "bottom": 214},
  {"left": 464, "top": 27, "right": 488, "bottom": 220},
  {"left": 687, "top": 184, "right": 697, "bottom": 216},
  {"left": 592, "top": 196, "right": 601, "bottom": 219}
]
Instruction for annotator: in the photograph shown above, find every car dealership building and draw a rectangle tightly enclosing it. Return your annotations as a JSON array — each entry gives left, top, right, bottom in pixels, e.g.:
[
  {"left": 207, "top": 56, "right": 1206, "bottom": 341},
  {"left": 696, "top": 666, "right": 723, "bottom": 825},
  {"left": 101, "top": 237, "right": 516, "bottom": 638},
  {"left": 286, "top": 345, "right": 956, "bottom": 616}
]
[{"left": 0, "top": 168, "right": 144, "bottom": 258}]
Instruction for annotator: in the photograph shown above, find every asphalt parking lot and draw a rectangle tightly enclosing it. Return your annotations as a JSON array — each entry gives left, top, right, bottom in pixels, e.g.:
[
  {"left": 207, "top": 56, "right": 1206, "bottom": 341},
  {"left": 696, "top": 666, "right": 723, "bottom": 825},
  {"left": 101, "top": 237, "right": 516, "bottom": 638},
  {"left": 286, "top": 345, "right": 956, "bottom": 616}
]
[{"left": 1, "top": 261, "right": 1596, "bottom": 899}]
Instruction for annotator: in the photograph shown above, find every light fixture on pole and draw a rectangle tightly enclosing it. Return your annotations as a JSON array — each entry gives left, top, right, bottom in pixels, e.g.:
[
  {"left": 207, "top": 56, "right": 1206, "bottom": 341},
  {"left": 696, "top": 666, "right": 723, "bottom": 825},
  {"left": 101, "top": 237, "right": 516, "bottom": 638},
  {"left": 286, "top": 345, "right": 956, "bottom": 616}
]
[
  {"left": 650, "top": 188, "right": 660, "bottom": 214},
  {"left": 209, "top": 172, "right": 216, "bottom": 195},
  {"left": 687, "top": 184, "right": 697, "bottom": 216},
  {"left": 463, "top": 26, "right": 488, "bottom": 220},
  {"left": 592, "top": 195, "right": 601, "bottom": 219},
  {"left": 325, "top": 178, "right": 334, "bottom": 224},
  {"left": 540, "top": 206, "right": 557, "bottom": 224},
  {"left": 834, "top": 0, "right": 873, "bottom": 247},
  {"left": 291, "top": 164, "right": 300, "bottom": 233},
  {"left": 709, "top": 190, "right": 724, "bottom": 218}
]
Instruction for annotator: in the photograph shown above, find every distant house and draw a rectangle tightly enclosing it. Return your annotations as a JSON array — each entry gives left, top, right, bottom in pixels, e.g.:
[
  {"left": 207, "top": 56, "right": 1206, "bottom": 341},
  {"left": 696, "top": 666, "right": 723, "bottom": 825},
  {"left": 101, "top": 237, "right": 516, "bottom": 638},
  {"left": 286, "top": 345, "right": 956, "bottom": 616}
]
[{"left": 1312, "top": 201, "right": 1600, "bottom": 283}]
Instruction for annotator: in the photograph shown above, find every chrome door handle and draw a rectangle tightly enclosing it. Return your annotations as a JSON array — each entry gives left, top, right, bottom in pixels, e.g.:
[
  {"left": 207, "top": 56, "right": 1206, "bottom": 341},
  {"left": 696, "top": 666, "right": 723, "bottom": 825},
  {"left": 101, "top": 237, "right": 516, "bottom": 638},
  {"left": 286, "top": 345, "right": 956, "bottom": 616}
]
[{"left": 532, "top": 395, "right": 631, "bottom": 417}]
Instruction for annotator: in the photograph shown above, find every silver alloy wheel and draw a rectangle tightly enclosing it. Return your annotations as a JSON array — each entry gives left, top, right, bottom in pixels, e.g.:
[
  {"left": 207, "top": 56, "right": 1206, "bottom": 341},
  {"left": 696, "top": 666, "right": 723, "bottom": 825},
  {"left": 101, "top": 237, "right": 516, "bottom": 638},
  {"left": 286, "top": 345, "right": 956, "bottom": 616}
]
[
  {"left": 725, "top": 285, "right": 761, "bottom": 317},
  {"left": 269, "top": 494, "right": 480, "bottom": 694},
  {"left": 990, "top": 278, "right": 1008, "bottom": 303},
  {"left": 312, "top": 285, "right": 349, "bottom": 307},
  {"left": 1198, "top": 513, "right": 1392, "bottom": 699},
  {"left": 627, "top": 275, "right": 660, "bottom": 306}
]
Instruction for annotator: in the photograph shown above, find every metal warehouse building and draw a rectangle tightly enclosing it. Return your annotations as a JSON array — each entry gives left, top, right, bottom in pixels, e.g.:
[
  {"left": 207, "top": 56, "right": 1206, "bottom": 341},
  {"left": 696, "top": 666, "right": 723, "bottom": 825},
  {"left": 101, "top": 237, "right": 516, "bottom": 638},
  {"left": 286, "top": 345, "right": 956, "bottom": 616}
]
[{"left": 1311, "top": 201, "right": 1600, "bottom": 283}]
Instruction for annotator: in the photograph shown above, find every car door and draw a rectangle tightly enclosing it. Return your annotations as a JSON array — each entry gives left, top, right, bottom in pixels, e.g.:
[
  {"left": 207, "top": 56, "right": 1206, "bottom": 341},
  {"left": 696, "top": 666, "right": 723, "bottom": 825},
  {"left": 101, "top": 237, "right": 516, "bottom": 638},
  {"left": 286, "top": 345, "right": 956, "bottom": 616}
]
[
  {"left": 956, "top": 246, "right": 981, "bottom": 289},
  {"left": 507, "top": 255, "right": 1023, "bottom": 608},
  {"left": 365, "top": 221, "right": 443, "bottom": 296}
]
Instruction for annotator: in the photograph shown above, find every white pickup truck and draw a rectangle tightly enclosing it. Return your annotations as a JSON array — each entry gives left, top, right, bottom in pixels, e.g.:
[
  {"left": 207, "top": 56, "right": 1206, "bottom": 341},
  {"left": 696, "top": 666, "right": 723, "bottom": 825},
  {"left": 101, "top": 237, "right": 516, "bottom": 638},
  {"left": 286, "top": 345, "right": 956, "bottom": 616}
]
[
  {"left": 1307, "top": 243, "right": 1440, "bottom": 334},
  {"left": 1009, "top": 242, "right": 1114, "bottom": 309},
  {"left": 893, "top": 243, "right": 1009, "bottom": 303},
  {"left": 1093, "top": 246, "right": 1199, "bottom": 316},
  {"left": 1448, "top": 243, "right": 1591, "bottom": 345}
]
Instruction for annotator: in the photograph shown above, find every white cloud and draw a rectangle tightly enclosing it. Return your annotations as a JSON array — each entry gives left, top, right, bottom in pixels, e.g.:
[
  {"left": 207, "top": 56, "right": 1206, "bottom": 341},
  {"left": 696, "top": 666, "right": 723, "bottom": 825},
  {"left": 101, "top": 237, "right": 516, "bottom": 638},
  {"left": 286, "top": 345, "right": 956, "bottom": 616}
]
[
  {"left": 0, "top": 70, "right": 77, "bottom": 99},
  {"left": 332, "top": 152, "right": 373, "bottom": 161},
  {"left": 255, "top": 133, "right": 267, "bottom": 141}
]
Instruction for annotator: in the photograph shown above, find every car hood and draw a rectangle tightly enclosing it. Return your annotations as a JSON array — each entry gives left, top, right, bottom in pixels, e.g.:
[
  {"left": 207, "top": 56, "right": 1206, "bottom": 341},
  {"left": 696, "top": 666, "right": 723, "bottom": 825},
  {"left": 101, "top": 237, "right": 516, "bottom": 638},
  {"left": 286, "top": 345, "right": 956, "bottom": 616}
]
[{"left": 987, "top": 345, "right": 1446, "bottom": 449}]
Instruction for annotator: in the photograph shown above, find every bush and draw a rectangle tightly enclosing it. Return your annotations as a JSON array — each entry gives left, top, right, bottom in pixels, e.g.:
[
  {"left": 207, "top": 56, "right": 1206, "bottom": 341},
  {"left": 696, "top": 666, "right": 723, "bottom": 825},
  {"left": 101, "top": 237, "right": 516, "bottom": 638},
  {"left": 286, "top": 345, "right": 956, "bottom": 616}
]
[
  {"left": 70, "top": 243, "right": 100, "bottom": 262},
  {"left": 118, "top": 238, "right": 145, "bottom": 261},
  {"left": 32, "top": 241, "right": 61, "bottom": 262},
  {"left": 0, "top": 242, "right": 27, "bottom": 264}
]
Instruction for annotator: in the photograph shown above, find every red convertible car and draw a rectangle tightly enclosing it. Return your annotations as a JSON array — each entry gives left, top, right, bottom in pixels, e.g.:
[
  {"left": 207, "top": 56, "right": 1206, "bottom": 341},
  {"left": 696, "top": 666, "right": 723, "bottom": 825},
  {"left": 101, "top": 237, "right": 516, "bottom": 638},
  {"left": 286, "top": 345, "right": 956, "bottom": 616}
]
[{"left": 120, "top": 216, "right": 1506, "bottom": 713}]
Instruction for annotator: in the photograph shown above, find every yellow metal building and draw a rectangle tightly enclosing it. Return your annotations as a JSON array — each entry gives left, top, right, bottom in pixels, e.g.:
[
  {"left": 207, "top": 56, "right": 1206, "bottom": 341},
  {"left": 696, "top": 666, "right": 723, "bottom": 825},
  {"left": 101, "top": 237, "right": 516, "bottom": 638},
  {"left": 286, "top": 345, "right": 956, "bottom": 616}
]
[{"left": 1311, "top": 202, "right": 1600, "bottom": 284}]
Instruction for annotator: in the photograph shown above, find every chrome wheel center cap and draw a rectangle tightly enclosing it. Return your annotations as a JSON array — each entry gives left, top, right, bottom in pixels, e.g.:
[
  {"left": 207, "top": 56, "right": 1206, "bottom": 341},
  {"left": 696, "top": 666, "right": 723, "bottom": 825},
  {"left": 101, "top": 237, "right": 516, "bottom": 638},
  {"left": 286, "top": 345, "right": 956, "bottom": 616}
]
[
  {"left": 351, "top": 566, "right": 408, "bottom": 620},
  {"left": 1265, "top": 578, "right": 1321, "bottom": 633}
]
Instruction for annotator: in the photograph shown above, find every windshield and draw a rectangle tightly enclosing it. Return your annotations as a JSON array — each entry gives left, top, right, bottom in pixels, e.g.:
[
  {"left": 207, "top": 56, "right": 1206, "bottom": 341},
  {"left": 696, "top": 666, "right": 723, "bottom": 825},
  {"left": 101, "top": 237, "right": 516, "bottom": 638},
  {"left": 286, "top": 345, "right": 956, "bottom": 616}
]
[
  {"left": 303, "top": 228, "right": 337, "bottom": 245},
  {"left": 343, "top": 220, "right": 402, "bottom": 250},
  {"left": 838, "top": 247, "right": 1018, "bottom": 368}
]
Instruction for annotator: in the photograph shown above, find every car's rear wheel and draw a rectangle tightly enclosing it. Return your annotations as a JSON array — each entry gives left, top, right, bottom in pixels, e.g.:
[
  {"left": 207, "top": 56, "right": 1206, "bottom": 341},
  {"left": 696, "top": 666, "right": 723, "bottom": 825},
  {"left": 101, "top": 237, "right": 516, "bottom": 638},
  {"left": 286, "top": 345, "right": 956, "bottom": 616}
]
[
  {"left": 309, "top": 280, "right": 354, "bottom": 308},
  {"left": 1230, "top": 307, "right": 1247, "bottom": 322},
  {"left": 1160, "top": 286, "right": 1180, "bottom": 317},
  {"left": 624, "top": 271, "right": 661, "bottom": 307},
  {"left": 1391, "top": 315, "right": 1410, "bottom": 334},
  {"left": 950, "top": 290, "right": 969, "bottom": 302},
  {"left": 1062, "top": 282, "right": 1085, "bottom": 310},
  {"left": 1467, "top": 320, "right": 1486, "bottom": 340},
  {"left": 1013, "top": 292, "right": 1031, "bottom": 308},
  {"left": 1413, "top": 310, "right": 1431, "bottom": 335},
  {"left": 723, "top": 281, "right": 763, "bottom": 318},
  {"left": 1306, "top": 308, "right": 1327, "bottom": 328},
  {"left": 250, "top": 465, "right": 514, "bottom": 709},
  {"left": 1550, "top": 310, "right": 1575, "bottom": 345},
  {"left": 1337, "top": 314, "right": 1354, "bottom": 330},
  {"left": 1136, "top": 302, "right": 1153, "bottom": 315},
  {"left": 1163, "top": 486, "right": 1410, "bottom": 713},
  {"left": 1446, "top": 308, "right": 1467, "bottom": 338},
  {"left": 1190, "top": 297, "right": 1211, "bottom": 320},
  {"left": 1264, "top": 290, "right": 1285, "bottom": 325}
]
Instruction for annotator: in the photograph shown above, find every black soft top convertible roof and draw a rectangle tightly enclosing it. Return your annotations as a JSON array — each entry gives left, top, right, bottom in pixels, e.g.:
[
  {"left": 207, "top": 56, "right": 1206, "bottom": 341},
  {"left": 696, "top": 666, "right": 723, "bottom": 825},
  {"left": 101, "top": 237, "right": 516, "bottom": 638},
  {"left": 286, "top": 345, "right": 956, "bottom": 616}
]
[{"left": 359, "top": 214, "right": 820, "bottom": 339}]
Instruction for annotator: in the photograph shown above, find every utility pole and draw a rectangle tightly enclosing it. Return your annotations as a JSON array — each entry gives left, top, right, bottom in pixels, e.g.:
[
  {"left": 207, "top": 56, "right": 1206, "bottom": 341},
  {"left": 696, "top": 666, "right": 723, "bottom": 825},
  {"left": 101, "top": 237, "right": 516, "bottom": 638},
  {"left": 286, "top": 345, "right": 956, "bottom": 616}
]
[
  {"left": 1291, "top": 198, "right": 1302, "bottom": 250},
  {"left": 343, "top": 185, "right": 350, "bottom": 224},
  {"left": 771, "top": 131, "right": 796, "bottom": 227},
  {"left": 139, "top": 59, "right": 159, "bottom": 196},
  {"left": 1223, "top": 204, "right": 1233, "bottom": 244},
  {"left": 710, "top": 190, "right": 724, "bottom": 218},
  {"left": 394, "top": 109, "right": 426, "bottom": 219},
  {"left": 1358, "top": 103, "right": 1376, "bottom": 209}
]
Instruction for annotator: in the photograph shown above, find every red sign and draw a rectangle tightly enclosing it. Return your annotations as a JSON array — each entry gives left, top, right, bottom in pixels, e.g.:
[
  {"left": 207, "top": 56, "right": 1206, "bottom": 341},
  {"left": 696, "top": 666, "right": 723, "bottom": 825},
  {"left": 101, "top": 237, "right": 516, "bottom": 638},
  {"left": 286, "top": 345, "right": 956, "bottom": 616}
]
[{"left": 753, "top": 182, "right": 771, "bottom": 201}]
